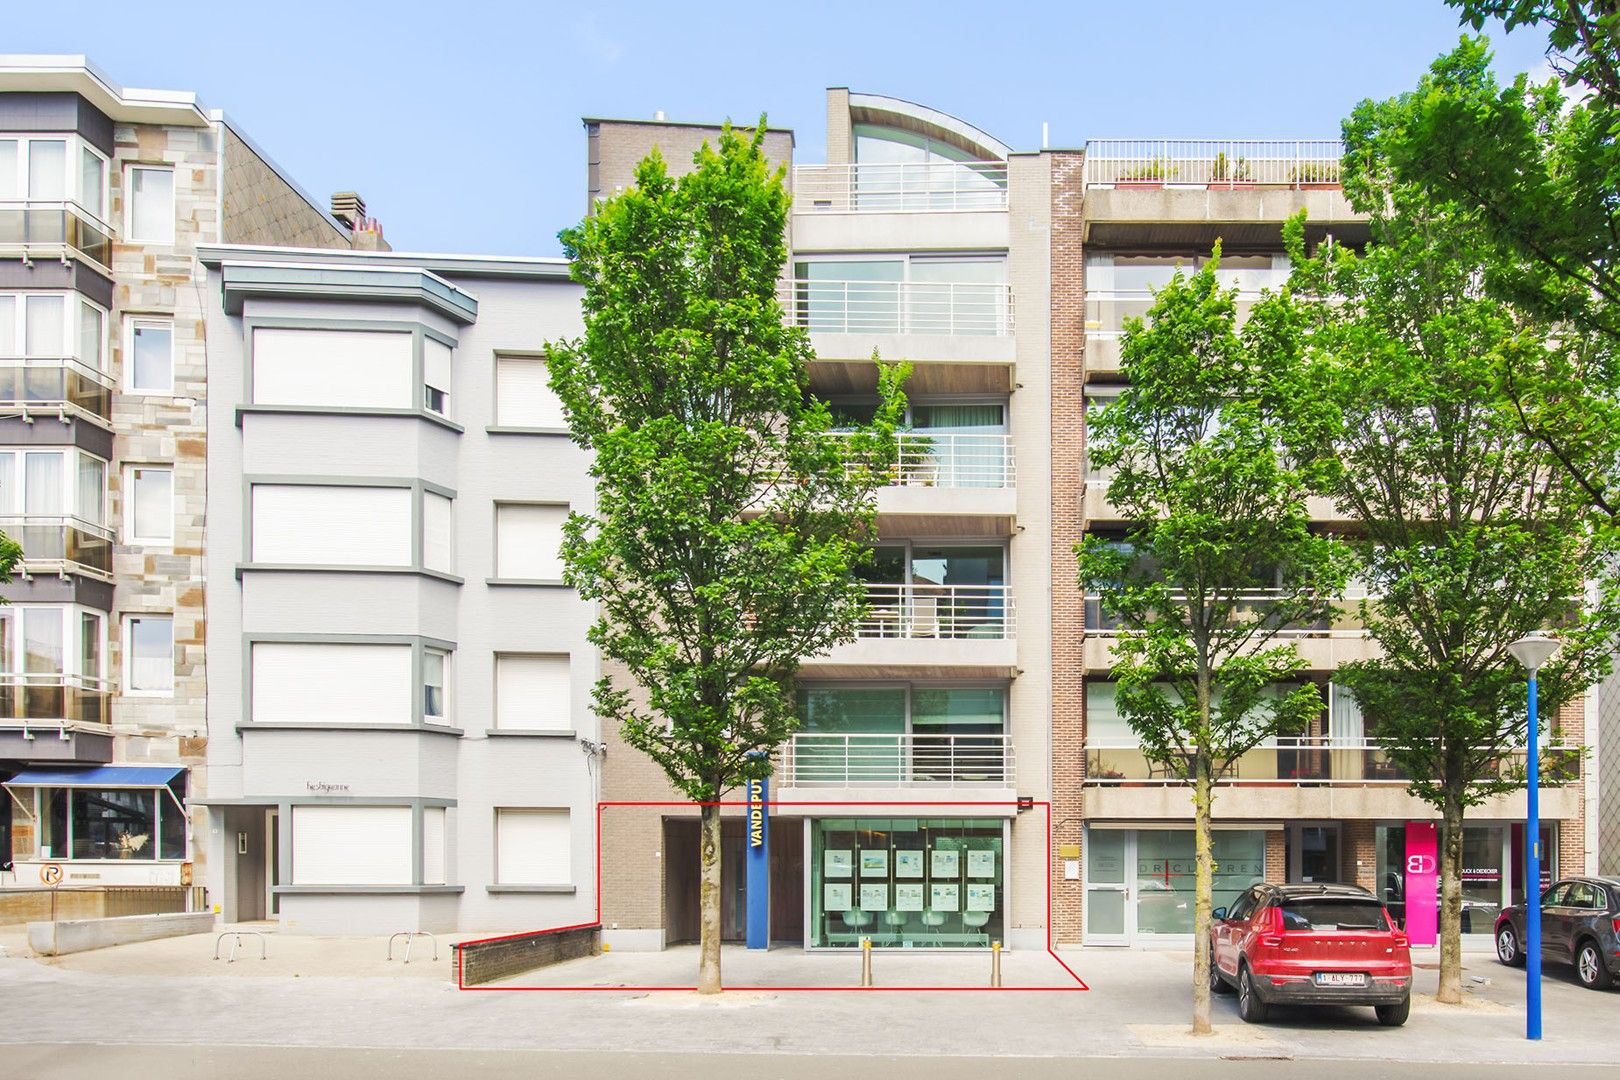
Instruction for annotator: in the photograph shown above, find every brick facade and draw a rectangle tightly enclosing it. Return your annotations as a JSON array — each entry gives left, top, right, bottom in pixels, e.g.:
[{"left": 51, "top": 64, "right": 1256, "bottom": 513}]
[
  {"left": 1048, "top": 150, "right": 1087, "bottom": 944},
  {"left": 1264, "top": 829, "right": 1286, "bottom": 882}
]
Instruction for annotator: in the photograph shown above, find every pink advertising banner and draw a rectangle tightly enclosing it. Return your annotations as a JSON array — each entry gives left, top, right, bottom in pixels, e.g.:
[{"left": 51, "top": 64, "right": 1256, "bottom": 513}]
[{"left": 1405, "top": 821, "right": 1438, "bottom": 946}]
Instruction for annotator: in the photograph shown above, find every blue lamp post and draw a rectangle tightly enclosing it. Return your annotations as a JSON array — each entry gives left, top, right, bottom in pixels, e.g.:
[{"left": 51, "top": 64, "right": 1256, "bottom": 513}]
[{"left": 1507, "top": 631, "right": 1560, "bottom": 1042}]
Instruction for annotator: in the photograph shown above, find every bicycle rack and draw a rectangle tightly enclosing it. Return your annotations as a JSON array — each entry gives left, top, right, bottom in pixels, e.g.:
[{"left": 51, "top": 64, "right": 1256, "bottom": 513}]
[
  {"left": 213, "top": 931, "right": 268, "bottom": 963},
  {"left": 387, "top": 930, "right": 439, "bottom": 964}
]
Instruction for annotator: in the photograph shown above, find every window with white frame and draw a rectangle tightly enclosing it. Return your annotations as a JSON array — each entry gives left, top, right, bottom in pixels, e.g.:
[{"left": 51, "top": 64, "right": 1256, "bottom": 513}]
[
  {"left": 0, "top": 136, "right": 107, "bottom": 216},
  {"left": 494, "top": 354, "right": 566, "bottom": 428},
  {"left": 250, "top": 641, "right": 412, "bottom": 725},
  {"left": 291, "top": 805, "right": 412, "bottom": 885},
  {"left": 126, "top": 318, "right": 173, "bottom": 393},
  {"left": 495, "top": 808, "right": 571, "bottom": 885},
  {"left": 494, "top": 654, "right": 571, "bottom": 731},
  {"left": 0, "top": 293, "right": 108, "bottom": 369},
  {"left": 250, "top": 326, "right": 413, "bottom": 409},
  {"left": 124, "top": 165, "right": 175, "bottom": 244},
  {"left": 125, "top": 465, "right": 173, "bottom": 545},
  {"left": 494, "top": 503, "right": 566, "bottom": 581},
  {"left": 0, "top": 605, "right": 106, "bottom": 686},
  {"left": 423, "top": 648, "right": 449, "bottom": 722},
  {"left": 124, "top": 614, "right": 173, "bottom": 695},
  {"left": 250, "top": 484, "right": 412, "bottom": 566},
  {"left": 422, "top": 491, "right": 454, "bottom": 573},
  {"left": 423, "top": 337, "right": 452, "bottom": 417},
  {"left": 0, "top": 447, "right": 108, "bottom": 528},
  {"left": 423, "top": 806, "right": 447, "bottom": 885}
]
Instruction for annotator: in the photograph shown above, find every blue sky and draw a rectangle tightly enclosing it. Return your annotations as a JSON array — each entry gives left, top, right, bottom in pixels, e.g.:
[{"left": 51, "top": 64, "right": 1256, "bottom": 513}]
[{"left": 11, "top": 1, "right": 1553, "bottom": 255}]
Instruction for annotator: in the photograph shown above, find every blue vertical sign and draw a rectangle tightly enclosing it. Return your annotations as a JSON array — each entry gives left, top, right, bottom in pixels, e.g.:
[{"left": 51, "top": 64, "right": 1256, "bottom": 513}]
[{"left": 745, "top": 776, "right": 770, "bottom": 949}]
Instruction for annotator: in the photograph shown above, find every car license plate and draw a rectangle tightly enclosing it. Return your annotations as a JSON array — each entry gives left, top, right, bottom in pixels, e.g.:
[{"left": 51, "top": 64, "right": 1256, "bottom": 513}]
[{"left": 1314, "top": 972, "right": 1367, "bottom": 987}]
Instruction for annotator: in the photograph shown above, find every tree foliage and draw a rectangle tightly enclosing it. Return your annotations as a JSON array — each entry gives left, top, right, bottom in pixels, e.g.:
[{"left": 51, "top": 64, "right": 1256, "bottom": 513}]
[
  {"left": 1077, "top": 250, "right": 1349, "bottom": 1032},
  {"left": 545, "top": 122, "right": 906, "bottom": 991}
]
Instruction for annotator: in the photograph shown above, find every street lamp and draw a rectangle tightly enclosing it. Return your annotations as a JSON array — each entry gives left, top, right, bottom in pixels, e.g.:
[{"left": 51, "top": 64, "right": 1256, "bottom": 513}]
[{"left": 1507, "top": 631, "right": 1560, "bottom": 1042}]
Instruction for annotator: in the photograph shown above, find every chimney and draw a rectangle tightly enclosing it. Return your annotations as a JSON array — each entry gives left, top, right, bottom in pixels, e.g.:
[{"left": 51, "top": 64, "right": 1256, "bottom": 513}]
[
  {"left": 654, "top": 110, "right": 666, "bottom": 121},
  {"left": 330, "top": 191, "right": 365, "bottom": 230}
]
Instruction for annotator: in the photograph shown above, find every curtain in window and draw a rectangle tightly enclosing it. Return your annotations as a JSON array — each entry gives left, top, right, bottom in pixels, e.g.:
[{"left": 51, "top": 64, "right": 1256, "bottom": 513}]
[
  {"left": 76, "top": 456, "right": 103, "bottom": 527},
  {"left": 24, "top": 452, "right": 63, "bottom": 515},
  {"left": 24, "top": 295, "right": 63, "bottom": 358},
  {"left": 27, "top": 140, "right": 66, "bottom": 200},
  {"left": 910, "top": 404, "right": 1006, "bottom": 487},
  {"left": 1328, "top": 683, "right": 1364, "bottom": 745}
]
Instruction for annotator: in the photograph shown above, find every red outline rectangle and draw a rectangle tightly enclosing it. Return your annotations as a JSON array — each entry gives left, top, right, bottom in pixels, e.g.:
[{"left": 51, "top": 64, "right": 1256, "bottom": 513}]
[{"left": 456, "top": 799, "right": 1086, "bottom": 992}]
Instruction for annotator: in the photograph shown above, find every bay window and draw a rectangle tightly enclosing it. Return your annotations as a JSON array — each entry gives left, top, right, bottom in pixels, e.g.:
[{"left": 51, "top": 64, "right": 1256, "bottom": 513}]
[
  {"left": 0, "top": 448, "right": 111, "bottom": 576},
  {"left": 0, "top": 292, "right": 108, "bottom": 368},
  {"left": 0, "top": 605, "right": 108, "bottom": 724},
  {"left": 24, "top": 777, "right": 186, "bottom": 861},
  {"left": 0, "top": 135, "right": 107, "bottom": 216}
]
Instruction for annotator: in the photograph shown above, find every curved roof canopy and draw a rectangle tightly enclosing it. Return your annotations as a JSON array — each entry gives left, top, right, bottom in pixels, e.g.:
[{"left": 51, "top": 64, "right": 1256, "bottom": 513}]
[{"left": 848, "top": 92, "right": 1011, "bottom": 161}]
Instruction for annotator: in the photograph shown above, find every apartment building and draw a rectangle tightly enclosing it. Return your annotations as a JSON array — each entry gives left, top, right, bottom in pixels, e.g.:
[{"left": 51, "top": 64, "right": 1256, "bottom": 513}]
[
  {"left": 0, "top": 56, "right": 357, "bottom": 899},
  {"left": 193, "top": 245, "right": 598, "bottom": 933},
  {"left": 1055, "top": 140, "right": 1593, "bottom": 946},
  {"left": 594, "top": 91, "right": 1054, "bottom": 951}
]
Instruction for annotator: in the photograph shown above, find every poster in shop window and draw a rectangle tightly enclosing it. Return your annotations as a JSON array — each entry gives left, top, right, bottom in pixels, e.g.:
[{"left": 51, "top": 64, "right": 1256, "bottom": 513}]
[
  {"left": 895, "top": 883, "right": 925, "bottom": 911},
  {"left": 967, "top": 850, "right": 996, "bottom": 878},
  {"left": 860, "top": 849, "right": 889, "bottom": 876},
  {"left": 824, "top": 849, "right": 853, "bottom": 879},
  {"left": 966, "top": 884, "right": 996, "bottom": 912},
  {"left": 931, "top": 849, "right": 960, "bottom": 878},
  {"left": 895, "top": 851, "right": 924, "bottom": 878},
  {"left": 824, "top": 883, "right": 852, "bottom": 912},
  {"left": 860, "top": 884, "right": 888, "bottom": 911},
  {"left": 930, "top": 883, "right": 960, "bottom": 912}
]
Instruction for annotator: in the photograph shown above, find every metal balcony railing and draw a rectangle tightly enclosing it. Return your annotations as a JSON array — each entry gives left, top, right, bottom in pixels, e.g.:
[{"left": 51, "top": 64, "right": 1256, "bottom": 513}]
[
  {"left": 829, "top": 431, "right": 1015, "bottom": 489},
  {"left": 776, "top": 732, "right": 1014, "bottom": 786},
  {"left": 783, "top": 279, "right": 1013, "bottom": 336},
  {"left": 1084, "top": 738, "right": 1582, "bottom": 786},
  {"left": 0, "top": 515, "right": 114, "bottom": 580},
  {"left": 1084, "top": 140, "right": 1344, "bottom": 189},
  {"left": 0, "top": 357, "right": 115, "bottom": 421},
  {"left": 0, "top": 200, "right": 115, "bottom": 269},
  {"left": 1083, "top": 591, "right": 1369, "bottom": 636},
  {"left": 0, "top": 673, "right": 111, "bottom": 729},
  {"left": 794, "top": 161, "right": 1010, "bottom": 212},
  {"left": 859, "top": 582, "right": 1013, "bottom": 639}
]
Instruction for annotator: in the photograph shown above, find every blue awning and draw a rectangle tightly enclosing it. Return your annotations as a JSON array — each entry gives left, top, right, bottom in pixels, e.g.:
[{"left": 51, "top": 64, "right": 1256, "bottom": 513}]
[{"left": 3, "top": 765, "right": 185, "bottom": 788}]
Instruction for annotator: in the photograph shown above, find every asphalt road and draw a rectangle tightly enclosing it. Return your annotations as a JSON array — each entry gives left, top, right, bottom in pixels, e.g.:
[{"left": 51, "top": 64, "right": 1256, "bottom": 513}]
[{"left": 9, "top": 1046, "right": 1620, "bottom": 1080}]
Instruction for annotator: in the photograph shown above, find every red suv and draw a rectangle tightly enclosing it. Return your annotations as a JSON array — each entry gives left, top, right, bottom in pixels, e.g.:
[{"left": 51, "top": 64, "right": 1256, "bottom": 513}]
[{"left": 1211, "top": 883, "right": 1412, "bottom": 1026}]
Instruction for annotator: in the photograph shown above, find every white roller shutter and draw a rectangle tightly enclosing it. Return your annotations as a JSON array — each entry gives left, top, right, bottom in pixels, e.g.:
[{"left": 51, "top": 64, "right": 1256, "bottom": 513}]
[
  {"left": 495, "top": 504, "right": 566, "bottom": 580},
  {"left": 252, "top": 485, "right": 411, "bottom": 566},
  {"left": 292, "top": 805, "right": 411, "bottom": 884},
  {"left": 496, "top": 809, "right": 571, "bottom": 885},
  {"left": 423, "top": 807, "right": 446, "bottom": 886},
  {"left": 252, "top": 327, "right": 414, "bottom": 408},
  {"left": 422, "top": 491, "right": 454, "bottom": 573},
  {"left": 495, "top": 356, "right": 566, "bottom": 428},
  {"left": 251, "top": 642, "right": 412, "bottom": 725},
  {"left": 495, "top": 654, "right": 571, "bottom": 730}
]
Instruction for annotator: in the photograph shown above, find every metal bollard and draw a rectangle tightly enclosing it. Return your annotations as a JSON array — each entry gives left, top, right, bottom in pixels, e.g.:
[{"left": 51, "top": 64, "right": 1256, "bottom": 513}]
[
  {"left": 860, "top": 937, "right": 873, "bottom": 987},
  {"left": 991, "top": 941, "right": 1002, "bottom": 987}
]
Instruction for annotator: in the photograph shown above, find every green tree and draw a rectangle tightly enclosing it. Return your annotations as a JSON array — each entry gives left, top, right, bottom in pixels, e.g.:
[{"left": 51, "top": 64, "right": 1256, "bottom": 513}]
[
  {"left": 545, "top": 122, "right": 906, "bottom": 994},
  {"left": 1077, "top": 250, "right": 1349, "bottom": 1033},
  {"left": 1281, "top": 199, "right": 1620, "bottom": 1004},
  {"left": 1345, "top": 27, "right": 1620, "bottom": 521}
]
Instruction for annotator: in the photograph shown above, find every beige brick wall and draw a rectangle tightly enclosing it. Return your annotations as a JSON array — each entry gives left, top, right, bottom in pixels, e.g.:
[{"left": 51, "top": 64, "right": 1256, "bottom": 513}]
[
  {"left": 1048, "top": 150, "right": 1087, "bottom": 944},
  {"left": 1344, "top": 819, "right": 1378, "bottom": 890},
  {"left": 824, "top": 89, "right": 852, "bottom": 165},
  {"left": 587, "top": 120, "right": 795, "bottom": 216},
  {"left": 1264, "top": 829, "right": 1286, "bottom": 882},
  {"left": 220, "top": 127, "right": 352, "bottom": 249}
]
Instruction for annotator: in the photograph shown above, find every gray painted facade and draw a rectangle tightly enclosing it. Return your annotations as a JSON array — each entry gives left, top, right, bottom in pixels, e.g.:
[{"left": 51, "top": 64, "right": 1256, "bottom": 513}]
[{"left": 198, "top": 246, "right": 598, "bottom": 934}]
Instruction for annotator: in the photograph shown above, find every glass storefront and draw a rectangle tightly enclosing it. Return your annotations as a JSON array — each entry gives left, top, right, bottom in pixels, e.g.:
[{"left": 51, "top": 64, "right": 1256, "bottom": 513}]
[
  {"left": 1376, "top": 822, "right": 1555, "bottom": 934},
  {"left": 1084, "top": 827, "right": 1266, "bottom": 942},
  {"left": 809, "top": 817, "right": 1005, "bottom": 948}
]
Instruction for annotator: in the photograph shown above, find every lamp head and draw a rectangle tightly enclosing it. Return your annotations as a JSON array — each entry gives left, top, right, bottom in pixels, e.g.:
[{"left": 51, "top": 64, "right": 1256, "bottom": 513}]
[{"left": 1508, "top": 632, "right": 1561, "bottom": 673}]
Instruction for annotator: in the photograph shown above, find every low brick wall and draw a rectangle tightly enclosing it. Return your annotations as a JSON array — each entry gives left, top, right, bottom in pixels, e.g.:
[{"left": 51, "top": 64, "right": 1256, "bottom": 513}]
[{"left": 453, "top": 924, "right": 601, "bottom": 986}]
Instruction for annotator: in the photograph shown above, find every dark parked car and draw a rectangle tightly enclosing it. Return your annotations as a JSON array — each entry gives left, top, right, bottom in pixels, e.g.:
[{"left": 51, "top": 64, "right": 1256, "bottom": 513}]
[
  {"left": 1211, "top": 883, "right": 1412, "bottom": 1026},
  {"left": 1494, "top": 876, "right": 1620, "bottom": 991}
]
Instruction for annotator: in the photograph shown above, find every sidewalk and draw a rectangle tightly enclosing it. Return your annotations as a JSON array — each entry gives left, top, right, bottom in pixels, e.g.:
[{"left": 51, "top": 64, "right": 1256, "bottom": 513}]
[{"left": 1, "top": 936, "right": 1615, "bottom": 1067}]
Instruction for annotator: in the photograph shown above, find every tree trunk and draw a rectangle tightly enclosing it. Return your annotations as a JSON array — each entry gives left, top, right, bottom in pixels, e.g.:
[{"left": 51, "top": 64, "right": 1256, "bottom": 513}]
[
  {"left": 698, "top": 802, "right": 723, "bottom": 995},
  {"left": 1191, "top": 755, "right": 1214, "bottom": 1035},
  {"left": 1436, "top": 790, "right": 1465, "bottom": 1004}
]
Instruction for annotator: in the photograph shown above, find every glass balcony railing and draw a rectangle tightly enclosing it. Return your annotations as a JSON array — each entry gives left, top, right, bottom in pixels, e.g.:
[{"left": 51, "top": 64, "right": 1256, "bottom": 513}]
[
  {"left": 1084, "top": 740, "right": 1581, "bottom": 785},
  {"left": 0, "top": 200, "right": 115, "bottom": 269},
  {"left": 775, "top": 732, "right": 1014, "bottom": 786},
  {"left": 0, "top": 515, "right": 115, "bottom": 579},
  {"left": 858, "top": 582, "right": 1014, "bottom": 640},
  {"left": 0, "top": 357, "right": 115, "bottom": 421},
  {"left": 0, "top": 673, "right": 111, "bottom": 728}
]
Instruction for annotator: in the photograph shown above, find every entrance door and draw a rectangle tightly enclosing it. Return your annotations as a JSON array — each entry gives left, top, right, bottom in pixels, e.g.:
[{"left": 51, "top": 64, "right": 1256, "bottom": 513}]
[
  {"left": 1288, "top": 824, "right": 1342, "bottom": 884},
  {"left": 1083, "top": 830, "right": 1131, "bottom": 944}
]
